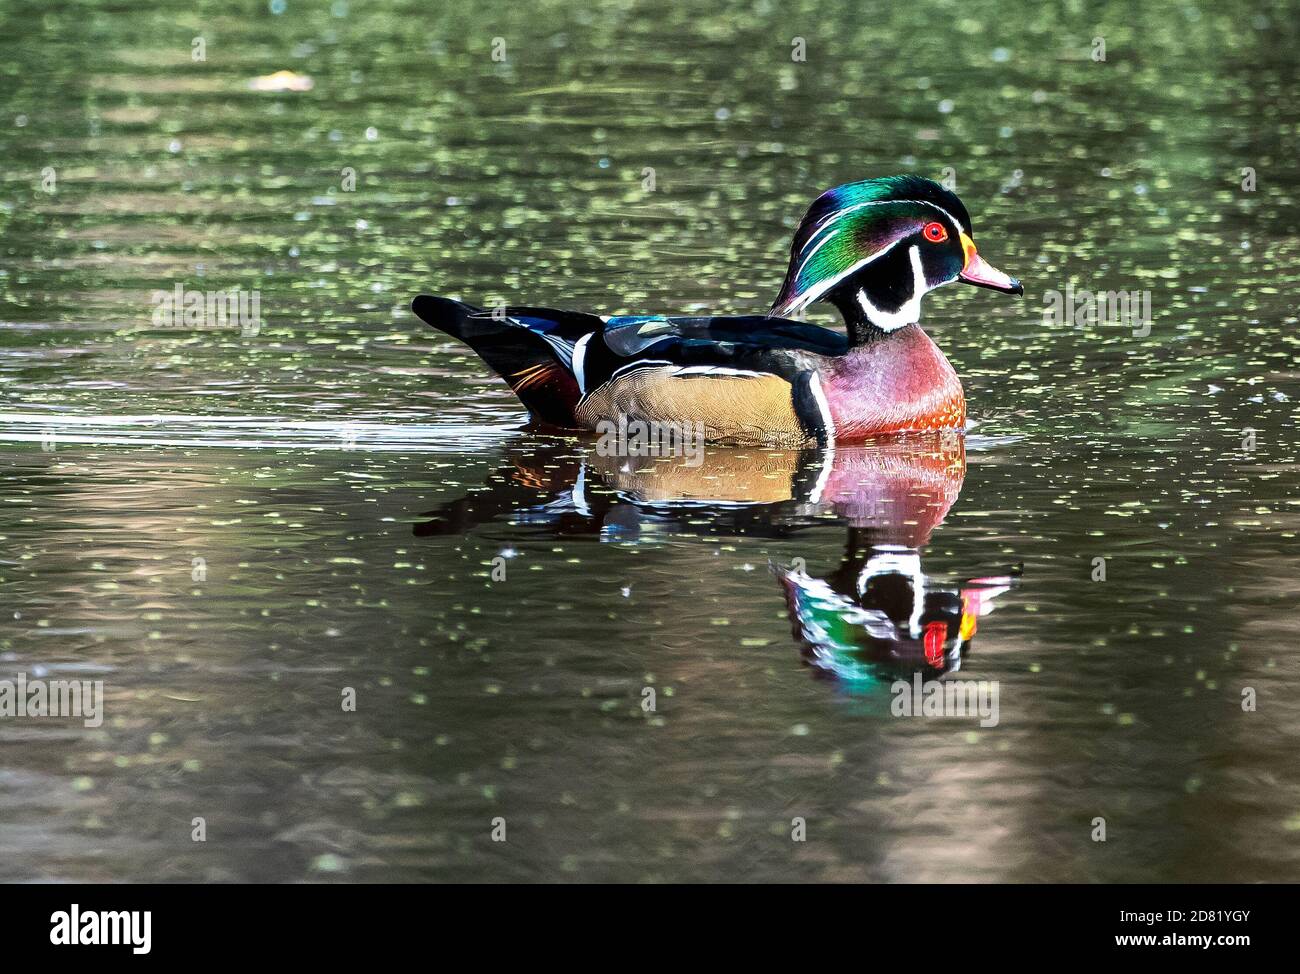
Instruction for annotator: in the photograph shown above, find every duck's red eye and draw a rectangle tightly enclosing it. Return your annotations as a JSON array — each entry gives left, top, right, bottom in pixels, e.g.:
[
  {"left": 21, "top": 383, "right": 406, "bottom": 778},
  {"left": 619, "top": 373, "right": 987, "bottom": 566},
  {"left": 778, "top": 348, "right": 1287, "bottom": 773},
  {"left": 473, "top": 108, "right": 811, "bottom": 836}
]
[{"left": 924, "top": 221, "right": 948, "bottom": 243}]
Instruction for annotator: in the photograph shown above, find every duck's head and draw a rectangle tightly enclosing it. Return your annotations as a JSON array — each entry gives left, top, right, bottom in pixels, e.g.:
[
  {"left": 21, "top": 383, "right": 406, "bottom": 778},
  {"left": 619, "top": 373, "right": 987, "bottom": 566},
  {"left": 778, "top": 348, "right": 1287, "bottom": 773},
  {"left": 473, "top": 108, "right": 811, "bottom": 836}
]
[{"left": 771, "top": 175, "right": 1021, "bottom": 335}]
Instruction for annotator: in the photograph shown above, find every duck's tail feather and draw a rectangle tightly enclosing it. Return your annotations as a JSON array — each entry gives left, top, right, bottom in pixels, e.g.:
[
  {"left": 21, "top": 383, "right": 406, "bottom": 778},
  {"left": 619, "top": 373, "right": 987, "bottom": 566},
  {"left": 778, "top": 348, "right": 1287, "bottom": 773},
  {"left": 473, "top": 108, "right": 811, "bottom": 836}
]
[{"left": 411, "top": 295, "right": 583, "bottom": 428}]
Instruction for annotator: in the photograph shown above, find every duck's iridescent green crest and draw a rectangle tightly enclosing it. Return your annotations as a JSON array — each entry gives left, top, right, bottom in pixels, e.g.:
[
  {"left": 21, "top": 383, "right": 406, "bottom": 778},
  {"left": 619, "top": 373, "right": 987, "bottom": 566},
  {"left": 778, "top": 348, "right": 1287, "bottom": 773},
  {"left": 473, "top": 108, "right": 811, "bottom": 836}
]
[{"left": 771, "top": 174, "right": 1021, "bottom": 337}]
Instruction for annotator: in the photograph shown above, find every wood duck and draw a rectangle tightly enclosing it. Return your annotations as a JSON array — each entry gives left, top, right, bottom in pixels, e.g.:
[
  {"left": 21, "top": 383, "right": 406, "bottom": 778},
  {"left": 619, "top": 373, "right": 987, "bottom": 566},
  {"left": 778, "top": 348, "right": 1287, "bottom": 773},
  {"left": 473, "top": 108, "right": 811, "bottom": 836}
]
[{"left": 412, "top": 175, "right": 1021, "bottom": 447}]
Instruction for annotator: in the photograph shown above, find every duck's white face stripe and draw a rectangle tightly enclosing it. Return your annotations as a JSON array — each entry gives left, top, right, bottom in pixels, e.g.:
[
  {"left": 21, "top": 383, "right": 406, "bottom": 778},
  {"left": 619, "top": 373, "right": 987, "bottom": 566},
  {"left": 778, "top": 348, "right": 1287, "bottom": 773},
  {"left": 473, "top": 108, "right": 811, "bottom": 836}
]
[{"left": 855, "top": 245, "right": 927, "bottom": 332}]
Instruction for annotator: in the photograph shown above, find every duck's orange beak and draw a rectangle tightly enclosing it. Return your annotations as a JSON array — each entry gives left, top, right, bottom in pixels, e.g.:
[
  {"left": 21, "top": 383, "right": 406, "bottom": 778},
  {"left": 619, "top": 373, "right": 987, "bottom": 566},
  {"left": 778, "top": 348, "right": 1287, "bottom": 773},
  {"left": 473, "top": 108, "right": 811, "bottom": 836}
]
[{"left": 958, "top": 232, "right": 1023, "bottom": 294}]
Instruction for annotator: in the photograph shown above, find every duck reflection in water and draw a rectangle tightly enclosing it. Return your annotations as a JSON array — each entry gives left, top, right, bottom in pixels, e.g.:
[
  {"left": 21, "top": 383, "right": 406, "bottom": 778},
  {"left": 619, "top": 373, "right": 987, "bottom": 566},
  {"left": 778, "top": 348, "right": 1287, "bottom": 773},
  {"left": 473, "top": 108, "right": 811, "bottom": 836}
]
[
  {"left": 770, "top": 438, "right": 1016, "bottom": 683},
  {"left": 415, "top": 434, "right": 1016, "bottom": 683}
]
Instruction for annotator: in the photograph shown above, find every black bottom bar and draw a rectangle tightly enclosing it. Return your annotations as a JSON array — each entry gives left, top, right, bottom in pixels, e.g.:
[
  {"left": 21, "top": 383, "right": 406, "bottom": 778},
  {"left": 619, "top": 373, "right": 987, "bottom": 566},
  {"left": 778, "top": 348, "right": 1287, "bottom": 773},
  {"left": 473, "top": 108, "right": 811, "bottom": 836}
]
[{"left": 0, "top": 883, "right": 1284, "bottom": 960}]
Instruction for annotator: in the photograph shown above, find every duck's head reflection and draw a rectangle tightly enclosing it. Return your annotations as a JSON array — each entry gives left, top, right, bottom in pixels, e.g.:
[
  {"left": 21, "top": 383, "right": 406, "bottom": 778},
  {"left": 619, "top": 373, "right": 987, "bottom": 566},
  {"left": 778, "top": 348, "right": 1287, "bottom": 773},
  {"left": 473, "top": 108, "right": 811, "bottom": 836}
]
[
  {"left": 416, "top": 434, "right": 1016, "bottom": 684},
  {"left": 766, "top": 439, "right": 1015, "bottom": 682}
]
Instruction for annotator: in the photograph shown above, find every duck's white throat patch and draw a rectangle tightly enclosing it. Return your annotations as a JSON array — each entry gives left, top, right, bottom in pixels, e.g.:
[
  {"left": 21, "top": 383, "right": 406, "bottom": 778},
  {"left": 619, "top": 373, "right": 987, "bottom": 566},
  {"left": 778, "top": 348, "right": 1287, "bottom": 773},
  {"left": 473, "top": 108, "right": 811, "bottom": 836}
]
[{"left": 856, "top": 245, "right": 927, "bottom": 332}]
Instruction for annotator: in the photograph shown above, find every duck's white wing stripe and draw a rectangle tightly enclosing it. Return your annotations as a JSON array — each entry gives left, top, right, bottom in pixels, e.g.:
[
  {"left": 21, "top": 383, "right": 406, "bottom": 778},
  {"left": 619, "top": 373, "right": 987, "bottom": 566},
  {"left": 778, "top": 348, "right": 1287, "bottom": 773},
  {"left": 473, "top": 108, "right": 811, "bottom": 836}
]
[
  {"left": 571, "top": 332, "right": 594, "bottom": 393},
  {"left": 809, "top": 371, "right": 836, "bottom": 449}
]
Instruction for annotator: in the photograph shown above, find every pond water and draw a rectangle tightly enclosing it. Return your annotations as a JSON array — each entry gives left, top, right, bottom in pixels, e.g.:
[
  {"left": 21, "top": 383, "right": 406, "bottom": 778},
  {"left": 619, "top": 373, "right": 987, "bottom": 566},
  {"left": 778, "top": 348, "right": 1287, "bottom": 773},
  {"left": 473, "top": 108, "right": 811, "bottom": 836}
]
[{"left": 1, "top": 0, "right": 1298, "bottom": 882}]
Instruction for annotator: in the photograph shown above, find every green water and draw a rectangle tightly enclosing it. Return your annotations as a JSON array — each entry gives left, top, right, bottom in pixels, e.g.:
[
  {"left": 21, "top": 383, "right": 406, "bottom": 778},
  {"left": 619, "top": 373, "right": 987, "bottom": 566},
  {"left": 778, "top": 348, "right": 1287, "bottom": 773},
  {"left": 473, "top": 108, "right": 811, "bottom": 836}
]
[{"left": 1, "top": 0, "right": 1298, "bottom": 881}]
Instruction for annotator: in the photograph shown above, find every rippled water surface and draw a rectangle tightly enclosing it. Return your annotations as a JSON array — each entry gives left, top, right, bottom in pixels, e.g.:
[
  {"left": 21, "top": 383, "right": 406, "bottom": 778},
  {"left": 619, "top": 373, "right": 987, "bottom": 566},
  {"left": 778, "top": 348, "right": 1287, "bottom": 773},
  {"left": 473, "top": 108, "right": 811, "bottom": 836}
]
[{"left": 2, "top": 0, "right": 1299, "bottom": 882}]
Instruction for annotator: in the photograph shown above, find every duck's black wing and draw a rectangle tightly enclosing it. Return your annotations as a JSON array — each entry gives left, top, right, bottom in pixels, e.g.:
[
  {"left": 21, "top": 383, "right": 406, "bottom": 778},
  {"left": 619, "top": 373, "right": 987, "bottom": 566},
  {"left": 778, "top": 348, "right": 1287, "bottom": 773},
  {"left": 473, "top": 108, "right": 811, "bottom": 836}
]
[{"left": 600, "top": 315, "right": 847, "bottom": 357}]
